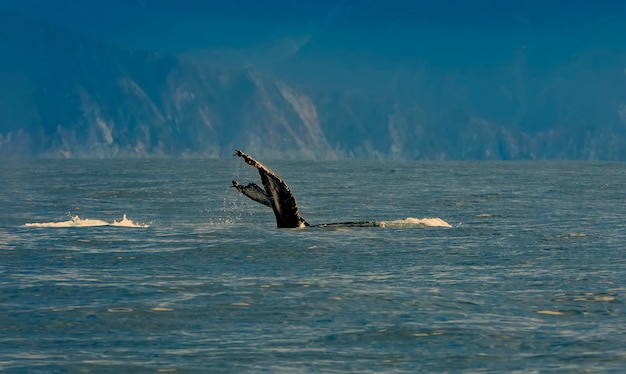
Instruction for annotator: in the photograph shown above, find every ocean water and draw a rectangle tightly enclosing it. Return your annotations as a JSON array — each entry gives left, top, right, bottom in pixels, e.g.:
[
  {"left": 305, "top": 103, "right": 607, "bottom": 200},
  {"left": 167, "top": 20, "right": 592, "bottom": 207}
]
[{"left": 1, "top": 159, "right": 625, "bottom": 373}]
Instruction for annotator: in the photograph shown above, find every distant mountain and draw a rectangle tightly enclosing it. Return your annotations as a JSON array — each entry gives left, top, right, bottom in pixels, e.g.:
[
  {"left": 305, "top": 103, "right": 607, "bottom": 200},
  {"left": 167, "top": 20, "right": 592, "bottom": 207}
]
[
  {"left": 2, "top": 5, "right": 626, "bottom": 160},
  {"left": 275, "top": 1, "right": 626, "bottom": 160},
  {"left": 0, "top": 10, "right": 335, "bottom": 159}
]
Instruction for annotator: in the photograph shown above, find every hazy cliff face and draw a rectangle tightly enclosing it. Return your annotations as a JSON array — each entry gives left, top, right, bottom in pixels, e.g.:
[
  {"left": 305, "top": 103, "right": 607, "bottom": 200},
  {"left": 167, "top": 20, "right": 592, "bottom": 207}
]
[
  {"left": 0, "top": 10, "right": 337, "bottom": 159},
  {"left": 1, "top": 2, "right": 626, "bottom": 159}
]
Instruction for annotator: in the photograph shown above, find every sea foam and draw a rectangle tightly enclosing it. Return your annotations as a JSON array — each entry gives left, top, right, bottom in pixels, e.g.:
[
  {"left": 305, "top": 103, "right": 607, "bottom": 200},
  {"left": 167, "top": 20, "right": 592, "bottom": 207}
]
[
  {"left": 24, "top": 214, "right": 149, "bottom": 228},
  {"left": 378, "top": 217, "right": 452, "bottom": 228}
]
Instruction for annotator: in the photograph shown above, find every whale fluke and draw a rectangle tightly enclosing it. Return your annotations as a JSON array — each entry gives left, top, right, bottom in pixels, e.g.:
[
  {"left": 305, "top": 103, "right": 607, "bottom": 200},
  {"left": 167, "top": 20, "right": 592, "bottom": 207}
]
[
  {"left": 231, "top": 150, "right": 447, "bottom": 229},
  {"left": 232, "top": 150, "right": 309, "bottom": 228},
  {"left": 232, "top": 181, "right": 271, "bottom": 207}
]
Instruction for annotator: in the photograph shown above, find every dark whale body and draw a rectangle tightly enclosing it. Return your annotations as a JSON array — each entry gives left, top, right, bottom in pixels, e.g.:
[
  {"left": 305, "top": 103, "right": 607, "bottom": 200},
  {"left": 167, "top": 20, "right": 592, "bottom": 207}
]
[
  {"left": 232, "top": 150, "right": 452, "bottom": 229},
  {"left": 232, "top": 150, "right": 309, "bottom": 228}
]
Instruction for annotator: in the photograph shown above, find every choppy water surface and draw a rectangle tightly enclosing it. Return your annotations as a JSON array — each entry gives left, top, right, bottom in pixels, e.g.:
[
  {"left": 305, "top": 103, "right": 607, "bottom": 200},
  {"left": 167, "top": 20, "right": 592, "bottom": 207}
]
[{"left": 1, "top": 159, "right": 625, "bottom": 372}]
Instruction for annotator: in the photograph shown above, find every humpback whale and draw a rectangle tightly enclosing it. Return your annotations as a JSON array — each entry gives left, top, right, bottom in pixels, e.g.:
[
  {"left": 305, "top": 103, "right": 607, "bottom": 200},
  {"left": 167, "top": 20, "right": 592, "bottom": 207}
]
[
  {"left": 232, "top": 150, "right": 309, "bottom": 228},
  {"left": 232, "top": 150, "right": 452, "bottom": 229}
]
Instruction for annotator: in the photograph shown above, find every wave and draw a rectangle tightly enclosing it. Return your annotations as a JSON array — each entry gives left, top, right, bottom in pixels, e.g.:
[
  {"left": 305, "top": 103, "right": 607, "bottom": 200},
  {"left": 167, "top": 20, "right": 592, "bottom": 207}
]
[
  {"left": 378, "top": 217, "right": 451, "bottom": 228},
  {"left": 313, "top": 217, "right": 451, "bottom": 228},
  {"left": 24, "top": 214, "right": 149, "bottom": 228}
]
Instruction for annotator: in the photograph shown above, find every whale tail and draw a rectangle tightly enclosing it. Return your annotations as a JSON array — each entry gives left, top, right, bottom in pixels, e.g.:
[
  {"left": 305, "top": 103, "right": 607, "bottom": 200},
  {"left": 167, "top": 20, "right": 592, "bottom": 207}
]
[
  {"left": 232, "top": 150, "right": 309, "bottom": 228},
  {"left": 231, "top": 150, "right": 451, "bottom": 229},
  {"left": 232, "top": 181, "right": 271, "bottom": 207}
]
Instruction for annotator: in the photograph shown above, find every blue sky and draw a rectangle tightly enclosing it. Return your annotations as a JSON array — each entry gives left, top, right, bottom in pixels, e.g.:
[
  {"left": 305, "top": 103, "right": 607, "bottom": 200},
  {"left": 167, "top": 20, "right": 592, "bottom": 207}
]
[
  {"left": 2, "top": 0, "right": 624, "bottom": 53},
  {"left": 2, "top": 0, "right": 625, "bottom": 100},
  {"left": 3, "top": 0, "right": 624, "bottom": 104}
]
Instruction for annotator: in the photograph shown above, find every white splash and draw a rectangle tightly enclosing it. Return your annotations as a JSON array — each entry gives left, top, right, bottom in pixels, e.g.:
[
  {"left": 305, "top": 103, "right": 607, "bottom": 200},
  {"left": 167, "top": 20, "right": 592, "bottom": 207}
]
[
  {"left": 378, "top": 217, "right": 452, "bottom": 228},
  {"left": 24, "top": 214, "right": 149, "bottom": 228},
  {"left": 111, "top": 214, "right": 149, "bottom": 228}
]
